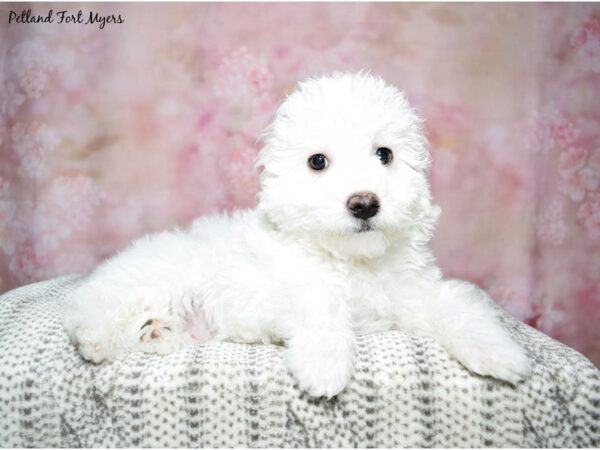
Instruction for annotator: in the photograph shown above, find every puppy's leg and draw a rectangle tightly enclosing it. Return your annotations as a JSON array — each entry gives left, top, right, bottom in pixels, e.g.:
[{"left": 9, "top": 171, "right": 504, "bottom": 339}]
[
  {"left": 276, "top": 288, "right": 355, "bottom": 398},
  {"left": 64, "top": 230, "right": 205, "bottom": 362},
  {"left": 396, "top": 279, "right": 531, "bottom": 384},
  {"left": 66, "top": 286, "right": 192, "bottom": 363}
]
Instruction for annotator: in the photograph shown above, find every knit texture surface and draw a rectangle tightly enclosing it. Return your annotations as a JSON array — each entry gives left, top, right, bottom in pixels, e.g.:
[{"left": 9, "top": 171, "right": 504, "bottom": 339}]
[{"left": 0, "top": 275, "right": 599, "bottom": 447}]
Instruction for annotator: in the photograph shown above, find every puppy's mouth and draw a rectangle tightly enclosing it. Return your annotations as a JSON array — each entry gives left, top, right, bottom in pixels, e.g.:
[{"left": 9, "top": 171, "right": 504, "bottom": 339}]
[{"left": 356, "top": 220, "right": 374, "bottom": 233}]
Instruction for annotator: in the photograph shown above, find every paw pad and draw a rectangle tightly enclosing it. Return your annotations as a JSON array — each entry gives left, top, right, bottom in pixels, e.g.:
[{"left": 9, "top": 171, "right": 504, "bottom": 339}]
[{"left": 140, "top": 319, "right": 170, "bottom": 342}]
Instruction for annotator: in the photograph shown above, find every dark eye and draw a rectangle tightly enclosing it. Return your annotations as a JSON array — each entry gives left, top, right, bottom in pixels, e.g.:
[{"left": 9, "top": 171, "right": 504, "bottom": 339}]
[
  {"left": 308, "top": 153, "right": 328, "bottom": 171},
  {"left": 375, "top": 147, "right": 393, "bottom": 165}
]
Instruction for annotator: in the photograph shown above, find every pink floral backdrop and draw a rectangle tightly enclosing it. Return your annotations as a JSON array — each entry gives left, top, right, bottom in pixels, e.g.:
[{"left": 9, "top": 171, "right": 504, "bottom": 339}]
[{"left": 0, "top": 3, "right": 599, "bottom": 367}]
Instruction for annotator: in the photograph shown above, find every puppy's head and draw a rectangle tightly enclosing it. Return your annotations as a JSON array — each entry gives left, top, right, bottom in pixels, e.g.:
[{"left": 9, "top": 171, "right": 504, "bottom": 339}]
[{"left": 257, "top": 72, "right": 439, "bottom": 260}]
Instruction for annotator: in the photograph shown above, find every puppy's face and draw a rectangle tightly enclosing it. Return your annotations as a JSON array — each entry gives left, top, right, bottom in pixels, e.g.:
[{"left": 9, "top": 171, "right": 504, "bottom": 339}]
[{"left": 258, "top": 73, "right": 436, "bottom": 259}]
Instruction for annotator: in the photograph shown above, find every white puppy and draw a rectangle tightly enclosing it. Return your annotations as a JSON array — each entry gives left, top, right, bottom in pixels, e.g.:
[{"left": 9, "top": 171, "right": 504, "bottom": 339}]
[{"left": 64, "top": 72, "right": 531, "bottom": 398}]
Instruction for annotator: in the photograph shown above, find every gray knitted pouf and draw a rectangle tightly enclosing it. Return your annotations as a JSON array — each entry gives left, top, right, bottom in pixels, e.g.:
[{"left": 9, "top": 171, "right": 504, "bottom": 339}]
[{"left": 0, "top": 275, "right": 599, "bottom": 447}]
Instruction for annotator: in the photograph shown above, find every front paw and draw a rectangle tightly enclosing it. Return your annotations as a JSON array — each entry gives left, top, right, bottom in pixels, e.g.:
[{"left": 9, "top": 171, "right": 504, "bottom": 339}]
[
  {"left": 454, "top": 331, "right": 531, "bottom": 384},
  {"left": 285, "top": 330, "right": 355, "bottom": 398}
]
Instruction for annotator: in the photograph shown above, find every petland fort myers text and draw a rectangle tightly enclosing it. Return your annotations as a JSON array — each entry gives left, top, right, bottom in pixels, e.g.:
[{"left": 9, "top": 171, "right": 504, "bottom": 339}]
[{"left": 8, "top": 9, "right": 124, "bottom": 29}]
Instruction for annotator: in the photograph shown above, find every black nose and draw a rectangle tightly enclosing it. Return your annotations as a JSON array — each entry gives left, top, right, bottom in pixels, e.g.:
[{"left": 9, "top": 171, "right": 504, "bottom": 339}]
[{"left": 347, "top": 192, "right": 380, "bottom": 220}]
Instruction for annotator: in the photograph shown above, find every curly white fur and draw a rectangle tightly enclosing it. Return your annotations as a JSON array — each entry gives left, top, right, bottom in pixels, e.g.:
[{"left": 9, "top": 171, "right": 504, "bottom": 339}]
[{"left": 64, "top": 72, "right": 531, "bottom": 398}]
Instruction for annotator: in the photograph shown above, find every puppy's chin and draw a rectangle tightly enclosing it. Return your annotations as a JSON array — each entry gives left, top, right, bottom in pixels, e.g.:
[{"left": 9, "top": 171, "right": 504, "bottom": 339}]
[{"left": 317, "top": 229, "right": 390, "bottom": 261}]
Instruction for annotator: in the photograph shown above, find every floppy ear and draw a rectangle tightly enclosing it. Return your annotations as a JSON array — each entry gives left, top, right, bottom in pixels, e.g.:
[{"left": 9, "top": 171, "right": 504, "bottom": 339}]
[
  {"left": 255, "top": 122, "right": 275, "bottom": 172},
  {"left": 409, "top": 195, "right": 441, "bottom": 247},
  {"left": 395, "top": 104, "right": 432, "bottom": 174}
]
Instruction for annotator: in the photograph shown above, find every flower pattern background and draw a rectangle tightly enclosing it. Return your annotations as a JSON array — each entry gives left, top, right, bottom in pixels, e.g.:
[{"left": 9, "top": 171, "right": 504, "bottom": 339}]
[{"left": 0, "top": 3, "right": 599, "bottom": 367}]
